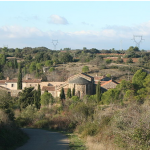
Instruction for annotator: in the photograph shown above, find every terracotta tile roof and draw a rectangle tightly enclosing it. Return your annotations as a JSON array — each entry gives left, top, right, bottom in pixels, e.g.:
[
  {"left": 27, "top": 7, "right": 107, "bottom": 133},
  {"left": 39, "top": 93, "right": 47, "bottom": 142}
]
[
  {"left": 101, "top": 80, "right": 118, "bottom": 89},
  {"left": 6, "top": 79, "right": 18, "bottom": 83},
  {"left": 42, "top": 86, "right": 55, "bottom": 91},
  {"left": 23, "top": 79, "right": 41, "bottom": 83},
  {"left": 101, "top": 80, "right": 113, "bottom": 86},
  {"left": 0, "top": 80, "right": 6, "bottom": 84}
]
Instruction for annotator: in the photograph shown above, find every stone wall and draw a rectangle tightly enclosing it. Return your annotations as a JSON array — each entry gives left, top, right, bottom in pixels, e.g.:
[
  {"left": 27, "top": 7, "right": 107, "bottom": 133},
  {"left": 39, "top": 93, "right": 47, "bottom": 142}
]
[{"left": 9, "top": 90, "right": 22, "bottom": 97}]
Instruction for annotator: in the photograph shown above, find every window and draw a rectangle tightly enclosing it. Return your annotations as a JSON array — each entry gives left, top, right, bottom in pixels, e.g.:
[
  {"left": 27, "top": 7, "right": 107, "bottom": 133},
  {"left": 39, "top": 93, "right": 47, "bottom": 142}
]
[{"left": 11, "top": 84, "right": 14, "bottom": 87}]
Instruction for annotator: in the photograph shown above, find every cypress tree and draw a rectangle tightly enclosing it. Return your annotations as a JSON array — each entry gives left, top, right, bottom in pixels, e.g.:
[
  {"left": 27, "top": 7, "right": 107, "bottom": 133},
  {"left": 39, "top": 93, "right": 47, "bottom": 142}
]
[
  {"left": 96, "top": 81, "right": 101, "bottom": 103},
  {"left": 34, "top": 90, "right": 38, "bottom": 108},
  {"left": 72, "top": 87, "right": 75, "bottom": 96},
  {"left": 37, "top": 84, "right": 41, "bottom": 109},
  {"left": 60, "top": 87, "right": 65, "bottom": 105},
  {"left": 17, "top": 64, "right": 22, "bottom": 89},
  {"left": 67, "top": 88, "right": 71, "bottom": 98}
]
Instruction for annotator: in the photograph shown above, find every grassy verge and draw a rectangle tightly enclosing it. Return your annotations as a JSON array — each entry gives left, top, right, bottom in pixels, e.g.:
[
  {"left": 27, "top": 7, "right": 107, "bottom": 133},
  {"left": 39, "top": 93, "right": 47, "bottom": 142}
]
[
  {"left": 39, "top": 128, "right": 87, "bottom": 150},
  {"left": 67, "top": 133, "right": 86, "bottom": 150}
]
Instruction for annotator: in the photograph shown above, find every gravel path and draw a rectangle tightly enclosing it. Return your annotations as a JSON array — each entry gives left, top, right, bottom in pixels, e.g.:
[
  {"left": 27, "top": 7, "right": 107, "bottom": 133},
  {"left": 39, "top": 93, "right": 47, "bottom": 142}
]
[{"left": 16, "top": 128, "right": 69, "bottom": 150}]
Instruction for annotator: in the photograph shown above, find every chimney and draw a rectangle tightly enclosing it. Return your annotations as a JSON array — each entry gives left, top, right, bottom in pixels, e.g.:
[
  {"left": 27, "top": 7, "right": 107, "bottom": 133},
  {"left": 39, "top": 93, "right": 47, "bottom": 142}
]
[{"left": 6, "top": 77, "right": 9, "bottom": 81}]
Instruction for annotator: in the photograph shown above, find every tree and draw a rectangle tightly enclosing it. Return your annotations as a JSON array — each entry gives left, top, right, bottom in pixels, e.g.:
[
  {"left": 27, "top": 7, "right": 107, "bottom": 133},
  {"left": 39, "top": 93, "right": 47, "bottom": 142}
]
[
  {"left": 125, "top": 46, "right": 140, "bottom": 58},
  {"left": 17, "top": 64, "right": 22, "bottom": 89},
  {"left": 37, "top": 84, "right": 41, "bottom": 109},
  {"left": 72, "top": 87, "right": 75, "bottom": 96},
  {"left": 29, "top": 62, "right": 36, "bottom": 73},
  {"left": 132, "top": 69, "right": 147, "bottom": 89},
  {"left": 116, "top": 56, "right": 123, "bottom": 64},
  {"left": 34, "top": 85, "right": 41, "bottom": 109},
  {"left": 0, "top": 72, "right": 4, "bottom": 80},
  {"left": 96, "top": 81, "right": 101, "bottom": 103},
  {"left": 105, "top": 59, "right": 112, "bottom": 64},
  {"left": 59, "top": 52, "right": 73, "bottom": 63},
  {"left": 14, "top": 58, "right": 18, "bottom": 69},
  {"left": 45, "top": 60, "right": 53, "bottom": 67},
  {"left": 82, "top": 66, "right": 89, "bottom": 73},
  {"left": 40, "top": 91, "right": 54, "bottom": 106},
  {"left": 1, "top": 54, "right": 6, "bottom": 65},
  {"left": 0, "top": 90, "right": 14, "bottom": 121},
  {"left": 49, "top": 67, "right": 55, "bottom": 72},
  {"left": 67, "top": 88, "right": 71, "bottom": 98},
  {"left": 127, "top": 57, "right": 133, "bottom": 63},
  {"left": 101, "top": 89, "right": 120, "bottom": 105},
  {"left": 60, "top": 87, "right": 65, "bottom": 105},
  {"left": 18, "top": 87, "right": 35, "bottom": 110},
  {"left": 36, "top": 63, "right": 42, "bottom": 70}
]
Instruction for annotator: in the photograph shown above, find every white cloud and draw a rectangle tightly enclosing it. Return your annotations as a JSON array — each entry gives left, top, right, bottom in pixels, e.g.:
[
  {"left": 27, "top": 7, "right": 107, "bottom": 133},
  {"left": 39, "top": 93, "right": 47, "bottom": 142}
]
[
  {"left": 48, "top": 15, "right": 69, "bottom": 25},
  {"left": 14, "top": 15, "right": 40, "bottom": 21},
  {"left": 81, "top": 22, "right": 94, "bottom": 26},
  {"left": 0, "top": 26, "right": 44, "bottom": 38},
  {"left": 0, "top": 20, "right": 150, "bottom": 50}
]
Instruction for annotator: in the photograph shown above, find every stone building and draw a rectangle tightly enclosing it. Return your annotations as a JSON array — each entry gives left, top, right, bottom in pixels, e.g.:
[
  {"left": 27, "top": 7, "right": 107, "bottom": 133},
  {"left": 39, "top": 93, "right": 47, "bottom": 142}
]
[{"left": 0, "top": 73, "right": 118, "bottom": 97}]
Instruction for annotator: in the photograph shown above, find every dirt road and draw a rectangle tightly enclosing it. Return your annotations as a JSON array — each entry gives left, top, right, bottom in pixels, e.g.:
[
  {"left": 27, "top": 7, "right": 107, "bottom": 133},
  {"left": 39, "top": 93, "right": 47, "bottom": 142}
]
[{"left": 16, "top": 128, "right": 69, "bottom": 150}]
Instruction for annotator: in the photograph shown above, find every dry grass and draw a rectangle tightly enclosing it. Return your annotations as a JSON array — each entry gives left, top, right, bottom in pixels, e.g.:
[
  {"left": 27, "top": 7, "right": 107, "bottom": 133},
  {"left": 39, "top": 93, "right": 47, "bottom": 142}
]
[
  {"left": 54, "top": 62, "right": 129, "bottom": 81},
  {"left": 85, "top": 136, "right": 120, "bottom": 150}
]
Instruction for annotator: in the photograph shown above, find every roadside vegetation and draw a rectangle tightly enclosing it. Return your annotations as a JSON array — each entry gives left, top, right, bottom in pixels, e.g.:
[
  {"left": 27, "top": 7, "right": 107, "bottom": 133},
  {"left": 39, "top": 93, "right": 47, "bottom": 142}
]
[
  {"left": 0, "top": 91, "right": 28, "bottom": 150},
  {"left": 1, "top": 46, "right": 150, "bottom": 149}
]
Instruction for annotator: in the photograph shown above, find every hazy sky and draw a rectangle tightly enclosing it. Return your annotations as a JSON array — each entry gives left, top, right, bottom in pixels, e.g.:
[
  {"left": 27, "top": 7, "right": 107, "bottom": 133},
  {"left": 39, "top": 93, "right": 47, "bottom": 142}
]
[{"left": 0, "top": 1, "right": 150, "bottom": 50}]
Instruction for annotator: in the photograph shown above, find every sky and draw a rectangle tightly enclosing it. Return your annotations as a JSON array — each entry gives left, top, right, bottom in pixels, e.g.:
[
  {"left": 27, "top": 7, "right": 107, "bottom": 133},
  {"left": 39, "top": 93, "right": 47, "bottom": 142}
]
[{"left": 0, "top": 1, "right": 150, "bottom": 50}]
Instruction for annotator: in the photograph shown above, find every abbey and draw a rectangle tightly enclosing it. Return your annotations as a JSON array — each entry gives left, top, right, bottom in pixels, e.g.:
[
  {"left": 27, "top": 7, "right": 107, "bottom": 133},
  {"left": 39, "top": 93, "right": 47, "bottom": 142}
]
[{"left": 0, "top": 73, "right": 118, "bottom": 98}]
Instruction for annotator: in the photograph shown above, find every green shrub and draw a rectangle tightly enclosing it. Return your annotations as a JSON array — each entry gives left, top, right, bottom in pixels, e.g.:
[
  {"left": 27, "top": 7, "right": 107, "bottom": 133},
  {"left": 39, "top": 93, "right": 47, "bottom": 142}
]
[
  {"left": 15, "top": 117, "right": 31, "bottom": 127},
  {"left": 105, "top": 59, "right": 112, "bottom": 64},
  {"left": 0, "top": 110, "right": 28, "bottom": 150},
  {"left": 77, "top": 122, "right": 99, "bottom": 137},
  {"left": 33, "top": 119, "right": 50, "bottom": 128}
]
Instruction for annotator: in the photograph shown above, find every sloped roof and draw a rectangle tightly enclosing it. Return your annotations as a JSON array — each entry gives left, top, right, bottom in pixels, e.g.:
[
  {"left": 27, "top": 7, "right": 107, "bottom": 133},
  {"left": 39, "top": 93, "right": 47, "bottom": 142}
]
[
  {"left": 69, "top": 77, "right": 90, "bottom": 84},
  {"left": 6, "top": 79, "right": 18, "bottom": 83},
  {"left": 68, "top": 73, "right": 93, "bottom": 82},
  {"left": 23, "top": 79, "right": 41, "bottom": 83},
  {"left": 101, "top": 80, "right": 118, "bottom": 90},
  {"left": 0, "top": 86, "right": 9, "bottom": 90},
  {"left": 101, "top": 80, "right": 118, "bottom": 86},
  {"left": 0, "top": 80, "right": 6, "bottom": 84},
  {"left": 42, "top": 86, "right": 55, "bottom": 91}
]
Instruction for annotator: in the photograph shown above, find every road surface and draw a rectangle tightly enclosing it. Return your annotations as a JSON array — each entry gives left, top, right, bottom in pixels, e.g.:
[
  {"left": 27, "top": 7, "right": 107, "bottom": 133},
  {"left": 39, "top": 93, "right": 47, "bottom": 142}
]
[{"left": 16, "top": 128, "right": 69, "bottom": 150}]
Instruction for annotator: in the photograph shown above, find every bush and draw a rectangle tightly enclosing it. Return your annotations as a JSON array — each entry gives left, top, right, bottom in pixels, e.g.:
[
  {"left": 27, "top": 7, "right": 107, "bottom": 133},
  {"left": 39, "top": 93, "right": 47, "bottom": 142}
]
[
  {"left": 15, "top": 117, "right": 31, "bottom": 127},
  {"left": 33, "top": 119, "right": 50, "bottom": 128},
  {"left": 105, "top": 59, "right": 112, "bottom": 64},
  {"left": 77, "top": 122, "right": 99, "bottom": 137},
  {"left": 0, "top": 110, "right": 28, "bottom": 150},
  {"left": 82, "top": 66, "right": 89, "bottom": 73}
]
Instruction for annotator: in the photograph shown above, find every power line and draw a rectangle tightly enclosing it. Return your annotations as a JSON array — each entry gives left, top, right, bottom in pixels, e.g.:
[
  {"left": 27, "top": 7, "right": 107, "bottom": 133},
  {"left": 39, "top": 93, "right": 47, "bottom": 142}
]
[
  {"left": 131, "top": 35, "right": 144, "bottom": 50},
  {"left": 52, "top": 40, "right": 58, "bottom": 50}
]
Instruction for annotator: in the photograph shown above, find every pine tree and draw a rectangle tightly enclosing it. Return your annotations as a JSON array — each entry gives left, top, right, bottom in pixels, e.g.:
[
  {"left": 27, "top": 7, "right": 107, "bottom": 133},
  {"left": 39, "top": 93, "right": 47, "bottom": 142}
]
[
  {"left": 67, "top": 88, "right": 71, "bottom": 98},
  {"left": 96, "top": 81, "right": 101, "bottom": 103},
  {"left": 17, "top": 64, "right": 22, "bottom": 89}
]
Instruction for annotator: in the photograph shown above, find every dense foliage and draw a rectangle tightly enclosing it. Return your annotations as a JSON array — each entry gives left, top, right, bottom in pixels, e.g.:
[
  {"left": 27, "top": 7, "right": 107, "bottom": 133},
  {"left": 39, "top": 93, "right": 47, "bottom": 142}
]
[
  {"left": 1, "top": 46, "right": 150, "bottom": 149},
  {"left": 0, "top": 91, "right": 28, "bottom": 150}
]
